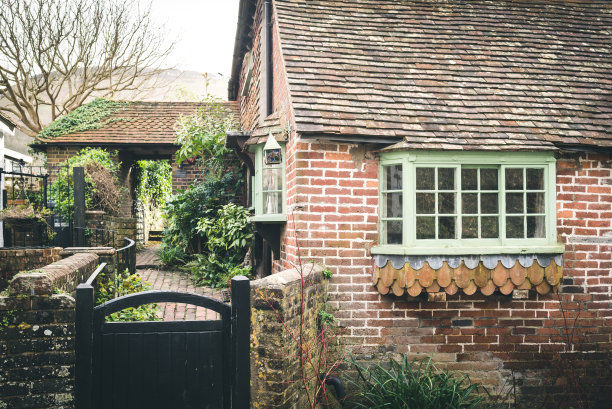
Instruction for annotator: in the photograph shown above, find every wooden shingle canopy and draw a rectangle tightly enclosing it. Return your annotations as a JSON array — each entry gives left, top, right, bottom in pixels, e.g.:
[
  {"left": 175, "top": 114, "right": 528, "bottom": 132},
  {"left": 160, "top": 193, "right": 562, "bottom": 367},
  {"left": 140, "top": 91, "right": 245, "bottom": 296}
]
[
  {"left": 33, "top": 101, "right": 240, "bottom": 158},
  {"left": 231, "top": 0, "right": 612, "bottom": 151}
]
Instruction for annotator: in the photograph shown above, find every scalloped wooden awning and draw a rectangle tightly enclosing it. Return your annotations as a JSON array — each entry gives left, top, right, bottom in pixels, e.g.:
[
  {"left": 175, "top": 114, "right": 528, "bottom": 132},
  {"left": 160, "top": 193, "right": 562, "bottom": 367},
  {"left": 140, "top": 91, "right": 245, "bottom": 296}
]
[{"left": 372, "top": 257, "right": 563, "bottom": 297}]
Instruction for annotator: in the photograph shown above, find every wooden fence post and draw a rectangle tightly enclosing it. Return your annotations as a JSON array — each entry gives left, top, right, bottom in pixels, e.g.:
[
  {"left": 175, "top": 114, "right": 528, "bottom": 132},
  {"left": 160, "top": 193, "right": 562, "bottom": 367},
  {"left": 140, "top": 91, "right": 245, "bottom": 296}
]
[
  {"left": 75, "top": 283, "right": 94, "bottom": 409},
  {"left": 73, "top": 167, "right": 86, "bottom": 246},
  {"left": 231, "top": 276, "right": 250, "bottom": 409}
]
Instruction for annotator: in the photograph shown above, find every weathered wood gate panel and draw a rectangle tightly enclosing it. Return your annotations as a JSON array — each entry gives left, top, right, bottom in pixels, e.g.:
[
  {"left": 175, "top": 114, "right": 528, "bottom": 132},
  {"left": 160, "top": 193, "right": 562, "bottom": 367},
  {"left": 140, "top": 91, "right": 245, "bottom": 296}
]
[{"left": 76, "top": 277, "right": 250, "bottom": 409}]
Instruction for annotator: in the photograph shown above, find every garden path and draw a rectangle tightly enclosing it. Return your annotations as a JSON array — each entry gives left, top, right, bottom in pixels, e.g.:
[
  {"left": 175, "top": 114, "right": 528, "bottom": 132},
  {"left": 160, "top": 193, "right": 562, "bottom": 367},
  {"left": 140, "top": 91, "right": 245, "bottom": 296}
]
[{"left": 136, "top": 245, "right": 223, "bottom": 321}]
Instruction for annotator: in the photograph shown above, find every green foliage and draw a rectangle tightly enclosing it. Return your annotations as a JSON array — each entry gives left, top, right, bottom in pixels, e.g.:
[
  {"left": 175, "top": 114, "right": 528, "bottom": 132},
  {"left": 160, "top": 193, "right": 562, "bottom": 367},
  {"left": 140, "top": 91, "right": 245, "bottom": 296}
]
[
  {"left": 174, "top": 95, "right": 239, "bottom": 178},
  {"left": 0, "top": 310, "right": 15, "bottom": 331},
  {"left": 183, "top": 203, "right": 252, "bottom": 287},
  {"left": 95, "top": 269, "right": 159, "bottom": 322},
  {"left": 345, "top": 355, "right": 485, "bottom": 409},
  {"left": 318, "top": 310, "right": 336, "bottom": 326},
  {"left": 38, "top": 98, "right": 130, "bottom": 140},
  {"left": 159, "top": 173, "right": 243, "bottom": 263},
  {"left": 49, "top": 147, "right": 121, "bottom": 220},
  {"left": 135, "top": 160, "right": 172, "bottom": 208},
  {"left": 322, "top": 268, "right": 333, "bottom": 279}
]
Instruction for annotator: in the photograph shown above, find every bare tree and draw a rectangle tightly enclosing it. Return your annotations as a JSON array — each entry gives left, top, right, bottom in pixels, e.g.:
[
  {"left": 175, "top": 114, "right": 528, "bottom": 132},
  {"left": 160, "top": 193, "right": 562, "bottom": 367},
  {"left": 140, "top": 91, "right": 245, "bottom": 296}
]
[{"left": 0, "top": 0, "right": 172, "bottom": 135}]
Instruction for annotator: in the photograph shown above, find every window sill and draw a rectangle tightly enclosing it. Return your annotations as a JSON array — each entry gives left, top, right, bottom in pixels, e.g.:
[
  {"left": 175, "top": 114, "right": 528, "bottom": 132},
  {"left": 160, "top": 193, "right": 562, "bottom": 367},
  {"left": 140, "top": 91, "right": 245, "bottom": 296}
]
[
  {"left": 248, "top": 214, "right": 287, "bottom": 223},
  {"left": 371, "top": 243, "right": 565, "bottom": 256}
]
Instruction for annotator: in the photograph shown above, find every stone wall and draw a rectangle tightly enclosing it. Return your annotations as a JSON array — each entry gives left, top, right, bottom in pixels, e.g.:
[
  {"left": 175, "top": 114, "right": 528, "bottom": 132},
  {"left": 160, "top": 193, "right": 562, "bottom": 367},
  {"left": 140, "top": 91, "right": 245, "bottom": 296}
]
[
  {"left": 250, "top": 264, "right": 330, "bottom": 408},
  {"left": 0, "top": 247, "right": 62, "bottom": 290},
  {"left": 0, "top": 253, "right": 99, "bottom": 409}
]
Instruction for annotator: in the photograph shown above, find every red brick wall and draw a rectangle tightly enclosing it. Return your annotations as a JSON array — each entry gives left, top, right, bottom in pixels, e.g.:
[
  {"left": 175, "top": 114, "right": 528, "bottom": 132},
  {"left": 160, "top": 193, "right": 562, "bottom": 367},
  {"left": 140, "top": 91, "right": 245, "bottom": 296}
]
[
  {"left": 278, "top": 143, "right": 612, "bottom": 407},
  {"left": 238, "top": 0, "right": 264, "bottom": 132},
  {"left": 0, "top": 247, "right": 62, "bottom": 290}
]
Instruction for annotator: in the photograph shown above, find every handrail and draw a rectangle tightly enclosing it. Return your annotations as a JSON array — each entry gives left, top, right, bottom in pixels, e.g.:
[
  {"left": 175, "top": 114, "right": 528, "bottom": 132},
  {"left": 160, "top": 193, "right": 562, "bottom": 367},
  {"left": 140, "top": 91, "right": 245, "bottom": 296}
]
[
  {"left": 84, "top": 262, "right": 108, "bottom": 286},
  {"left": 116, "top": 237, "right": 134, "bottom": 252}
]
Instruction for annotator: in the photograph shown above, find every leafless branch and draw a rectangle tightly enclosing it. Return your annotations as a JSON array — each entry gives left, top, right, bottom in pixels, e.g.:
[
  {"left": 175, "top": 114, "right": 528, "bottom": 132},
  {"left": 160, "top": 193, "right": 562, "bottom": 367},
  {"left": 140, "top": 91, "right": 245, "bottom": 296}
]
[{"left": 0, "top": 0, "right": 172, "bottom": 135}]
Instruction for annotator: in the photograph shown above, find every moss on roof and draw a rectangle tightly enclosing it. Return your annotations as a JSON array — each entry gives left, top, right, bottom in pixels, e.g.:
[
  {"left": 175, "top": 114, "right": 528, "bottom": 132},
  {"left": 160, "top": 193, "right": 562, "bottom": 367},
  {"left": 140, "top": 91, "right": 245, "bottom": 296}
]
[{"left": 37, "top": 99, "right": 130, "bottom": 141}]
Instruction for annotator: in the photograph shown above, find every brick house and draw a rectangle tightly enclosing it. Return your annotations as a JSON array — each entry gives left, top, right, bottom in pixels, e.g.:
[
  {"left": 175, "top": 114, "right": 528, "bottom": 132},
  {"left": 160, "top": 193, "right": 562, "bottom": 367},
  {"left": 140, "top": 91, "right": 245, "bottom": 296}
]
[
  {"left": 226, "top": 0, "right": 612, "bottom": 405},
  {"left": 32, "top": 101, "right": 239, "bottom": 216}
]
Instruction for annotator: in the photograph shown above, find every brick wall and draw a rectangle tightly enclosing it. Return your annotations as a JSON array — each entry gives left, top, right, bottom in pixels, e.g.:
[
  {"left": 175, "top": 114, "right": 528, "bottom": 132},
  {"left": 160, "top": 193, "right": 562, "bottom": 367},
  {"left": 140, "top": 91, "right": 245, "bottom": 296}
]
[
  {"left": 85, "top": 210, "right": 137, "bottom": 244},
  {"left": 277, "top": 142, "right": 612, "bottom": 407},
  {"left": 0, "top": 247, "right": 62, "bottom": 290},
  {"left": 0, "top": 253, "right": 99, "bottom": 409}
]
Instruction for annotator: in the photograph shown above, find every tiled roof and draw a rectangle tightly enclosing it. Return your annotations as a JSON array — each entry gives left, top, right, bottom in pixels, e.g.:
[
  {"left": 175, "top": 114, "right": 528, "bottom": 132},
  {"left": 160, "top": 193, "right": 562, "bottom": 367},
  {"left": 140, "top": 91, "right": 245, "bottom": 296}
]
[
  {"left": 275, "top": 0, "right": 612, "bottom": 150},
  {"left": 246, "top": 111, "right": 290, "bottom": 145},
  {"left": 36, "top": 101, "right": 240, "bottom": 145}
]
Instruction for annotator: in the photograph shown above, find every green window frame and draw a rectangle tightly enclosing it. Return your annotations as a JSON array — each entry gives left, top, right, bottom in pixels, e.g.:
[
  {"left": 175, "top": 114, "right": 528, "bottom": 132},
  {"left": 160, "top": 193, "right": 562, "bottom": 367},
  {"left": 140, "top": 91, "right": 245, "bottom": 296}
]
[
  {"left": 250, "top": 143, "right": 287, "bottom": 222},
  {"left": 372, "top": 151, "right": 564, "bottom": 256}
]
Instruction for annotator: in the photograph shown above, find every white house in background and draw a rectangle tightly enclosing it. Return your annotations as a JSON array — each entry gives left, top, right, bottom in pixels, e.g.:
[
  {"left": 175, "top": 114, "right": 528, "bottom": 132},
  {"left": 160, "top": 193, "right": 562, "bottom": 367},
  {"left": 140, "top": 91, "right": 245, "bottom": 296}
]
[{"left": 0, "top": 114, "right": 34, "bottom": 247}]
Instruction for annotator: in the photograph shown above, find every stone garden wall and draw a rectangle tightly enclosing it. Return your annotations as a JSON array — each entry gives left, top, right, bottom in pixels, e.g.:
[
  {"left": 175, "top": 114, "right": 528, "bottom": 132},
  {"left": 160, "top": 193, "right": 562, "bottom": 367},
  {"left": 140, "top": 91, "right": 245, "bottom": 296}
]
[
  {"left": 0, "top": 253, "right": 99, "bottom": 409},
  {"left": 250, "top": 264, "right": 330, "bottom": 409}
]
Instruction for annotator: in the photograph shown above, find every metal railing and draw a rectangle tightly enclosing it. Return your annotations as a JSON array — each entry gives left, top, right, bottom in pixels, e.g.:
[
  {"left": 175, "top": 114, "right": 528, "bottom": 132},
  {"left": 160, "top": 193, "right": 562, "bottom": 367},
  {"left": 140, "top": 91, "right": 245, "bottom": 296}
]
[
  {"left": 72, "top": 226, "right": 117, "bottom": 248},
  {"left": 116, "top": 238, "right": 136, "bottom": 275}
]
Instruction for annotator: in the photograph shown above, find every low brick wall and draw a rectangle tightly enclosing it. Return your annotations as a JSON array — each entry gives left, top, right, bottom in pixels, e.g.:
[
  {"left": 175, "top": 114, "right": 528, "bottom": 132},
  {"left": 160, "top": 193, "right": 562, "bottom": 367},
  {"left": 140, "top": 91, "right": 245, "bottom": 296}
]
[
  {"left": 0, "top": 253, "right": 99, "bottom": 409},
  {"left": 0, "top": 247, "right": 62, "bottom": 290},
  {"left": 85, "top": 210, "right": 137, "bottom": 243},
  {"left": 250, "top": 264, "right": 329, "bottom": 408}
]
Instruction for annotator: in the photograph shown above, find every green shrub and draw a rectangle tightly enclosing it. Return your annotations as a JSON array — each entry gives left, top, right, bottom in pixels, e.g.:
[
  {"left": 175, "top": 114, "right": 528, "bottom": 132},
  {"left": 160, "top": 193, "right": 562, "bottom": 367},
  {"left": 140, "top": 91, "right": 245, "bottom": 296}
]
[
  {"left": 159, "top": 172, "right": 243, "bottom": 262},
  {"left": 345, "top": 355, "right": 485, "bottom": 409},
  {"left": 49, "top": 147, "right": 122, "bottom": 220},
  {"left": 182, "top": 203, "right": 252, "bottom": 287},
  {"left": 95, "top": 269, "right": 159, "bottom": 322}
]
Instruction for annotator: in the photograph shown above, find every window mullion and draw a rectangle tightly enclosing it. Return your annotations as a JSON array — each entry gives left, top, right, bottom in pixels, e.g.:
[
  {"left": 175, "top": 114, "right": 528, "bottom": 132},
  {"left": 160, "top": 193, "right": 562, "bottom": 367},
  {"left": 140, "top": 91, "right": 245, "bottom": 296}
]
[
  {"left": 404, "top": 159, "right": 411, "bottom": 246},
  {"left": 500, "top": 165, "right": 506, "bottom": 245}
]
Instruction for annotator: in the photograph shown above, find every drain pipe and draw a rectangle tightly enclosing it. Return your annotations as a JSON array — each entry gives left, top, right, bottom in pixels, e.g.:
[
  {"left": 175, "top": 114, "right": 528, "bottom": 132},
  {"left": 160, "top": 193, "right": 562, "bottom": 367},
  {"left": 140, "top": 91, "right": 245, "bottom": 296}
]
[
  {"left": 320, "top": 373, "right": 347, "bottom": 404},
  {"left": 264, "top": 0, "right": 273, "bottom": 116}
]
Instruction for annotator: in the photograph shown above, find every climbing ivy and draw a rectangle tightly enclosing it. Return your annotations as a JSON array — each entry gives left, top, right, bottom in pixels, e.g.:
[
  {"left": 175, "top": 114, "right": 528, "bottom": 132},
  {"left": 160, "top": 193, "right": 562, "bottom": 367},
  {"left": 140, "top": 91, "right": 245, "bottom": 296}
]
[
  {"left": 37, "top": 98, "right": 130, "bottom": 140},
  {"left": 135, "top": 160, "right": 172, "bottom": 208}
]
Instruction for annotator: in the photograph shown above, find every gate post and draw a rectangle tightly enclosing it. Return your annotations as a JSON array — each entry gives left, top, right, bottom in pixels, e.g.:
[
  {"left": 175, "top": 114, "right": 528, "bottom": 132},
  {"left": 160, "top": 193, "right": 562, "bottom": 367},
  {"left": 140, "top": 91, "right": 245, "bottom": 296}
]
[
  {"left": 231, "top": 276, "right": 250, "bottom": 409},
  {"left": 75, "top": 283, "right": 94, "bottom": 409},
  {"left": 73, "top": 167, "right": 86, "bottom": 247}
]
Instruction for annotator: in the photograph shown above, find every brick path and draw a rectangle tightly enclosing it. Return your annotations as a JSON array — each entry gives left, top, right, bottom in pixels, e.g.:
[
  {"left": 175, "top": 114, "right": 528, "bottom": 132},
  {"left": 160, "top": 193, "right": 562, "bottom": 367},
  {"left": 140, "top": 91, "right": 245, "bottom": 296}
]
[{"left": 137, "top": 246, "right": 224, "bottom": 321}]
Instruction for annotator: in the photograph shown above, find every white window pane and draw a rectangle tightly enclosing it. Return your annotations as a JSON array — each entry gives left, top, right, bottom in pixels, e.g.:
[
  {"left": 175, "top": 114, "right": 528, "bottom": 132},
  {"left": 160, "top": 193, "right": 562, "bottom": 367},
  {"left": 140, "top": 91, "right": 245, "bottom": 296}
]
[
  {"left": 527, "top": 216, "right": 546, "bottom": 238},
  {"left": 527, "top": 168, "right": 544, "bottom": 190},
  {"left": 481, "top": 193, "right": 498, "bottom": 214},
  {"left": 462, "top": 216, "right": 478, "bottom": 239},
  {"left": 416, "top": 193, "right": 435, "bottom": 214},
  {"left": 505, "top": 168, "right": 523, "bottom": 190},
  {"left": 480, "top": 168, "right": 498, "bottom": 190},
  {"left": 385, "top": 165, "right": 402, "bottom": 190},
  {"left": 461, "top": 168, "right": 477, "bottom": 190},
  {"left": 263, "top": 168, "right": 282, "bottom": 191},
  {"left": 438, "top": 216, "right": 456, "bottom": 239},
  {"left": 416, "top": 217, "right": 435, "bottom": 239},
  {"left": 527, "top": 192, "right": 545, "bottom": 214},
  {"left": 385, "top": 221, "right": 403, "bottom": 244},
  {"left": 416, "top": 168, "right": 435, "bottom": 190},
  {"left": 385, "top": 193, "right": 402, "bottom": 218},
  {"left": 438, "top": 168, "right": 455, "bottom": 190},
  {"left": 438, "top": 193, "right": 455, "bottom": 214},
  {"left": 264, "top": 192, "right": 282, "bottom": 214},
  {"left": 481, "top": 216, "right": 499, "bottom": 238},
  {"left": 506, "top": 216, "right": 524, "bottom": 238},
  {"left": 506, "top": 193, "right": 524, "bottom": 214}
]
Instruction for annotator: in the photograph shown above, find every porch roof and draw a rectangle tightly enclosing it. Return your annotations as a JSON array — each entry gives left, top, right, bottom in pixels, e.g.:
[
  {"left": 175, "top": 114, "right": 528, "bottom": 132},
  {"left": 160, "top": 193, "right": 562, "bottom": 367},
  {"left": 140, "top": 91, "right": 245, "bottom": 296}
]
[{"left": 33, "top": 101, "right": 240, "bottom": 147}]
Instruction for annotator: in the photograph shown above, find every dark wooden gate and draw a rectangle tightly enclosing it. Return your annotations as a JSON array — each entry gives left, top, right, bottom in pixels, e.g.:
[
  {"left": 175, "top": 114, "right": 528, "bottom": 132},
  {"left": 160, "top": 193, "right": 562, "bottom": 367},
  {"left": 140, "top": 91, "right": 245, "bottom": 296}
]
[{"left": 75, "top": 276, "right": 250, "bottom": 409}]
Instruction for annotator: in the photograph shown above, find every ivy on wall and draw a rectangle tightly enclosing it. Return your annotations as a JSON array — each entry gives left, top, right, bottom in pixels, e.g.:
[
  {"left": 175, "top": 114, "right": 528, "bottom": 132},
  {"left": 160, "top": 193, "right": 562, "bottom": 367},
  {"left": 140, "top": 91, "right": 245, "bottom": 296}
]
[{"left": 37, "top": 98, "right": 130, "bottom": 140}]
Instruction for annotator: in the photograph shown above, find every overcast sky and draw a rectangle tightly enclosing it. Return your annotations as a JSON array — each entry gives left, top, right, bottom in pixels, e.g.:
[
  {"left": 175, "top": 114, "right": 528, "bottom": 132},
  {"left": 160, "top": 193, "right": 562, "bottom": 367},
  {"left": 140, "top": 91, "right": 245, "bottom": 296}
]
[{"left": 148, "top": 0, "right": 240, "bottom": 76}]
